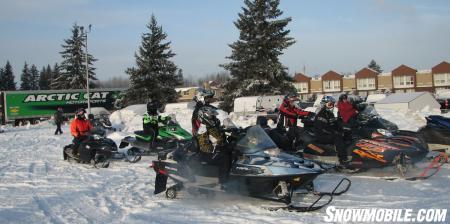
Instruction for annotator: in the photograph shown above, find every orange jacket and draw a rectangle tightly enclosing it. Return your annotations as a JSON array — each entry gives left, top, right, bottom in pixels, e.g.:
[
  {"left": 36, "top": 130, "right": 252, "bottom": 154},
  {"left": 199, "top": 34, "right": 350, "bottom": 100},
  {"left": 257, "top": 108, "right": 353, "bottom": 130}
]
[{"left": 70, "top": 118, "right": 93, "bottom": 137}]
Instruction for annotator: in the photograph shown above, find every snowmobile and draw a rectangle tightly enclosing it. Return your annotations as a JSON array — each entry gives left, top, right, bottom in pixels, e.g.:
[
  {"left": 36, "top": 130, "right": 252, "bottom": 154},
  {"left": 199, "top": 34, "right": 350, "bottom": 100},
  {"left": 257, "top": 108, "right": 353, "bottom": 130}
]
[
  {"left": 119, "top": 119, "right": 192, "bottom": 155},
  {"left": 63, "top": 130, "right": 142, "bottom": 167},
  {"left": 418, "top": 115, "right": 450, "bottom": 155},
  {"left": 294, "top": 106, "right": 447, "bottom": 179},
  {"left": 151, "top": 125, "right": 351, "bottom": 212}
]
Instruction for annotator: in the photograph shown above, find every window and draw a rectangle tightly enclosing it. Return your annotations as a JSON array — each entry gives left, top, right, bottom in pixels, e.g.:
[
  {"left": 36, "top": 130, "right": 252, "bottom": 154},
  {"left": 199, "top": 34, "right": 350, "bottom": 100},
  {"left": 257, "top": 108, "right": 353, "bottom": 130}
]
[
  {"left": 293, "top": 82, "right": 308, "bottom": 93},
  {"left": 323, "top": 80, "right": 341, "bottom": 92},
  {"left": 357, "top": 78, "right": 376, "bottom": 90},
  {"left": 393, "top": 75, "right": 414, "bottom": 88},
  {"left": 434, "top": 73, "right": 450, "bottom": 86}
]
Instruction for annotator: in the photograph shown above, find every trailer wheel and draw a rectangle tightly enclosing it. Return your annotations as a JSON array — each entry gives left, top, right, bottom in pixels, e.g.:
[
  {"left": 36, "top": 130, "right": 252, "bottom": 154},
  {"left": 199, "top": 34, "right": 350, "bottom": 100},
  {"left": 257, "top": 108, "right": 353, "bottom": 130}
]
[{"left": 166, "top": 187, "right": 177, "bottom": 199}]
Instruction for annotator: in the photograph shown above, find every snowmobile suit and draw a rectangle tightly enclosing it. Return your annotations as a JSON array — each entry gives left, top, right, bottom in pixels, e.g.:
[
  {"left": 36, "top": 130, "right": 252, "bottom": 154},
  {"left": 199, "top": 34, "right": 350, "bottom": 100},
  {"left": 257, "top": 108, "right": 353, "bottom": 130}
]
[
  {"left": 337, "top": 101, "right": 357, "bottom": 124},
  {"left": 54, "top": 108, "right": 64, "bottom": 135},
  {"left": 191, "top": 101, "right": 205, "bottom": 135},
  {"left": 314, "top": 107, "right": 347, "bottom": 163},
  {"left": 70, "top": 117, "right": 93, "bottom": 154},
  {"left": 277, "top": 99, "right": 310, "bottom": 128},
  {"left": 143, "top": 112, "right": 170, "bottom": 138}
]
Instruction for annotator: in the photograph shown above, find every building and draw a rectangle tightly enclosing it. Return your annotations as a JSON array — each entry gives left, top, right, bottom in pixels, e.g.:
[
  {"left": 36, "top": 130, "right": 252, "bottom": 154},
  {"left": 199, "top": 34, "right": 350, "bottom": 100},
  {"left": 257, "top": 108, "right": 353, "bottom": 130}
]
[
  {"left": 291, "top": 61, "right": 450, "bottom": 98},
  {"left": 175, "top": 87, "right": 198, "bottom": 102}
]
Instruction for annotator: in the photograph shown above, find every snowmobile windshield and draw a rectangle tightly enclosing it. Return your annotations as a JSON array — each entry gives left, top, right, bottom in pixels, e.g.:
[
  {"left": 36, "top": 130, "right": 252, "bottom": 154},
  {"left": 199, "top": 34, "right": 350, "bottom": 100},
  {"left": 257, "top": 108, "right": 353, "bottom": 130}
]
[
  {"left": 360, "top": 104, "right": 379, "bottom": 117},
  {"left": 236, "top": 125, "right": 278, "bottom": 154}
]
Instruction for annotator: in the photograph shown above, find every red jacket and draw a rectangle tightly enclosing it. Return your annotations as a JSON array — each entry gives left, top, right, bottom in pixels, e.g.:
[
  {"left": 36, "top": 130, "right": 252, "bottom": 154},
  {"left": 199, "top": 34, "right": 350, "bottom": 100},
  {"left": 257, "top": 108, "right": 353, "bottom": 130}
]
[
  {"left": 337, "top": 101, "right": 357, "bottom": 123},
  {"left": 70, "top": 118, "right": 93, "bottom": 137},
  {"left": 279, "top": 99, "right": 309, "bottom": 127}
]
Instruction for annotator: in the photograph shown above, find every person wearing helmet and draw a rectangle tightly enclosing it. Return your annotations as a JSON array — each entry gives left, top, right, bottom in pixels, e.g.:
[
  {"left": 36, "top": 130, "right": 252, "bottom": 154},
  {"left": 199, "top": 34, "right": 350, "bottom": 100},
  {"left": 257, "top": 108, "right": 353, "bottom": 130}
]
[
  {"left": 192, "top": 88, "right": 215, "bottom": 135},
  {"left": 70, "top": 108, "right": 93, "bottom": 154},
  {"left": 143, "top": 100, "right": 170, "bottom": 139},
  {"left": 276, "top": 92, "right": 312, "bottom": 151},
  {"left": 314, "top": 97, "right": 348, "bottom": 166},
  {"left": 337, "top": 94, "right": 358, "bottom": 127}
]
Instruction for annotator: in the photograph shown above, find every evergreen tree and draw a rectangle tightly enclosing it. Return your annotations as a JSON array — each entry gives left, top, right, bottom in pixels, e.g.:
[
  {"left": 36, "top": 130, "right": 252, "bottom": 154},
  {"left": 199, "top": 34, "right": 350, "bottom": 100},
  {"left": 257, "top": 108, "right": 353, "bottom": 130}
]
[
  {"left": 50, "top": 63, "right": 61, "bottom": 89},
  {"left": 1, "top": 61, "right": 16, "bottom": 90},
  {"left": 54, "top": 23, "right": 98, "bottom": 89},
  {"left": 220, "top": 0, "right": 296, "bottom": 112},
  {"left": 0, "top": 68, "right": 4, "bottom": 90},
  {"left": 39, "top": 64, "right": 52, "bottom": 90},
  {"left": 29, "top": 64, "right": 40, "bottom": 90},
  {"left": 20, "top": 62, "right": 32, "bottom": 90},
  {"left": 368, "top": 59, "right": 382, "bottom": 73},
  {"left": 124, "top": 15, "right": 182, "bottom": 105}
]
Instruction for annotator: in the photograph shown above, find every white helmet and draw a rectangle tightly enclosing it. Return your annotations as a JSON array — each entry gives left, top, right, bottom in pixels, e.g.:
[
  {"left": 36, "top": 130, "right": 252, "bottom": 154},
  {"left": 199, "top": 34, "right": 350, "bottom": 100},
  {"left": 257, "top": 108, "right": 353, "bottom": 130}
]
[{"left": 194, "top": 88, "right": 214, "bottom": 104}]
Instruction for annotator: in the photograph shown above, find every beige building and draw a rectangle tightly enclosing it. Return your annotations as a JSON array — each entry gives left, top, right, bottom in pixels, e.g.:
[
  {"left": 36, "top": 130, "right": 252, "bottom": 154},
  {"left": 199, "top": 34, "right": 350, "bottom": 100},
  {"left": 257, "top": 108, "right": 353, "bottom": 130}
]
[
  {"left": 176, "top": 87, "right": 198, "bottom": 102},
  {"left": 292, "top": 61, "right": 450, "bottom": 97}
]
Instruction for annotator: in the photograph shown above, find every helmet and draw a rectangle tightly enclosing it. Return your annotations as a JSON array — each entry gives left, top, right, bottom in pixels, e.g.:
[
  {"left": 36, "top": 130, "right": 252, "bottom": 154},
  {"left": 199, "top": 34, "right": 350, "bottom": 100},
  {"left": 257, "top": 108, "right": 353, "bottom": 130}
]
[
  {"left": 285, "top": 92, "right": 299, "bottom": 101},
  {"left": 76, "top": 108, "right": 86, "bottom": 119},
  {"left": 339, "top": 94, "right": 348, "bottom": 102},
  {"left": 147, "top": 100, "right": 165, "bottom": 115},
  {"left": 321, "top": 96, "right": 336, "bottom": 107},
  {"left": 87, "top": 114, "right": 94, "bottom": 120},
  {"left": 198, "top": 106, "right": 219, "bottom": 127},
  {"left": 194, "top": 88, "right": 214, "bottom": 104}
]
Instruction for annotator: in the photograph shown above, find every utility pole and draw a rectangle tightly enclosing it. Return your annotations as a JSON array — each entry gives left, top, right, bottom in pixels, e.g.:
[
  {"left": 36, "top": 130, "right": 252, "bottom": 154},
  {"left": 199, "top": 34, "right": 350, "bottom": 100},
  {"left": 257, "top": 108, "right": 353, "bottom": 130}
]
[{"left": 80, "top": 25, "right": 92, "bottom": 114}]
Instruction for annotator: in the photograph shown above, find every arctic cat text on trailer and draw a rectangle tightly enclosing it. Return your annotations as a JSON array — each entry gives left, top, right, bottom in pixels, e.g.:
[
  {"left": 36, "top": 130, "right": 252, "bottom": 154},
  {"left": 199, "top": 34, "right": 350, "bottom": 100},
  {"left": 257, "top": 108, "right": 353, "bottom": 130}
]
[
  {"left": 152, "top": 125, "right": 350, "bottom": 212},
  {"left": 0, "top": 89, "right": 124, "bottom": 125},
  {"left": 119, "top": 120, "right": 192, "bottom": 155}
]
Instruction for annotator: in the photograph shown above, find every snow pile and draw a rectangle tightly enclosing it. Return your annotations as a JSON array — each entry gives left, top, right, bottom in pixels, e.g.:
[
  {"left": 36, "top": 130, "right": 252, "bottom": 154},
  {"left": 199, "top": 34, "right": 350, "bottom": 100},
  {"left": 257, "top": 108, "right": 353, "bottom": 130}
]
[
  {"left": 366, "top": 94, "right": 386, "bottom": 104},
  {"left": 376, "top": 106, "right": 441, "bottom": 131}
]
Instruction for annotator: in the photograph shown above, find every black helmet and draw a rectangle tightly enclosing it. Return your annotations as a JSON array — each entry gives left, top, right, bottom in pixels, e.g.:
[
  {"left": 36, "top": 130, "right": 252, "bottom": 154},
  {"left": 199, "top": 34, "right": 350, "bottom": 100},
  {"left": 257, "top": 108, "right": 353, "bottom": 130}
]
[
  {"left": 194, "top": 88, "right": 215, "bottom": 104},
  {"left": 339, "top": 94, "right": 348, "bottom": 102},
  {"left": 285, "top": 92, "right": 299, "bottom": 102},
  {"left": 198, "top": 106, "right": 219, "bottom": 126},
  {"left": 321, "top": 95, "right": 336, "bottom": 107},
  {"left": 76, "top": 108, "right": 86, "bottom": 119},
  {"left": 147, "top": 100, "right": 165, "bottom": 114}
]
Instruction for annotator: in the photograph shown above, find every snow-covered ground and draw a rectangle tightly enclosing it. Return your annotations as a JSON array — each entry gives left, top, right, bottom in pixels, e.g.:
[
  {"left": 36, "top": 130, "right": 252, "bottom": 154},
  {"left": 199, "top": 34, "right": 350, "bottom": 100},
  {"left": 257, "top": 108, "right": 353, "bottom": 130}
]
[{"left": 0, "top": 106, "right": 449, "bottom": 223}]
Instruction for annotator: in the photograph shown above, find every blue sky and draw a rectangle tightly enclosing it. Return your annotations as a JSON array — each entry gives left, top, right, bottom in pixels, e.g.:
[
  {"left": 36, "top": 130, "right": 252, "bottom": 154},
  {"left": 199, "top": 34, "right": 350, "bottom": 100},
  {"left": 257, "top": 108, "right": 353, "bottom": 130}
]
[{"left": 1, "top": 0, "right": 449, "bottom": 82}]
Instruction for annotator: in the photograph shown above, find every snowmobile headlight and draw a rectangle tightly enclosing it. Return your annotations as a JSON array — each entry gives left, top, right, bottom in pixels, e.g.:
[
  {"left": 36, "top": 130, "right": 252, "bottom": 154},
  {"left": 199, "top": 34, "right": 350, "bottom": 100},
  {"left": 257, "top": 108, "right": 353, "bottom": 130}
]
[
  {"left": 376, "top": 129, "right": 393, "bottom": 137},
  {"left": 264, "top": 147, "right": 280, "bottom": 157}
]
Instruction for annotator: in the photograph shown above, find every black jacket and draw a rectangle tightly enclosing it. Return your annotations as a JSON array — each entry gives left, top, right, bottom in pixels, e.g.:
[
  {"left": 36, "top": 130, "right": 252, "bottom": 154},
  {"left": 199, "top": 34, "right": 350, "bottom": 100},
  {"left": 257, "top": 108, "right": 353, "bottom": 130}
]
[
  {"left": 54, "top": 110, "right": 64, "bottom": 124},
  {"left": 314, "top": 107, "right": 340, "bottom": 136}
]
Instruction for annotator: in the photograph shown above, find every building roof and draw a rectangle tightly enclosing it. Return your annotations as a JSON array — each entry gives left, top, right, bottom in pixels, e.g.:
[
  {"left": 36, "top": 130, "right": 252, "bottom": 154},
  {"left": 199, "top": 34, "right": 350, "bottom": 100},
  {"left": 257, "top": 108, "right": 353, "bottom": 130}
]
[
  {"left": 392, "top": 64, "right": 417, "bottom": 76},
  {"left": 355, "top": 67, "right": 379, "bottom": 79},
  {"left": 293, "top": 72, "right": 311, "bottom": 82},
  {"left": 376, "top": 92, "right": 427, "bottom": 104},
  {"left": 432, "top": 61, "right": 450, "bottom": 74},
  {"left": 322, "top": 70, "right": 343, "bottom": 80}
]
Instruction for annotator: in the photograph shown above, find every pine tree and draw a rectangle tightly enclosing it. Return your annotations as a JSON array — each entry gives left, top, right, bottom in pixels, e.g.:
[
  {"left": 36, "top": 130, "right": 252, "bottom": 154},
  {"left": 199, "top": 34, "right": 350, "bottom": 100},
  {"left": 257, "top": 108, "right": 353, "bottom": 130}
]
[
  {"left": 50, "top": 63, "right": 61, "bottom": 89},
  {"left": 220, "top": 0, "right": 296, "bottom": 112},
  {"left": 0, "top": 68, "right": 4, "bottom": 90},
  {"left": 368, "top": 59, "right": 382, "bottom": 73},
  {"left": 124, "top": 15, "right": 182, "bottom": 105},
  {"left": 29, "top": 64, "right": 40, "bottom": 90},
  {"left": 39, "top": 64, "right": 52, "bottom": 90},
  {"left": 54, "top": 23, "right": 98, "bottom": 89},
  {"left": 20, "top": 62, "right": 32, "bottom": 90},
  {"left": 1, "top": 61, "right": 16, "bottom": 90}
]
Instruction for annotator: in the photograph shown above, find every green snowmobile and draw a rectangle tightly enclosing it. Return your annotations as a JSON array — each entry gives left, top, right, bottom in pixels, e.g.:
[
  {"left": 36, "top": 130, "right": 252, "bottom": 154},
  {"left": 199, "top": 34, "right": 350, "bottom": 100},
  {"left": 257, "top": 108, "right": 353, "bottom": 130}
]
[{"left": 119, "top": 120, "right": 192, "bottom": 155}]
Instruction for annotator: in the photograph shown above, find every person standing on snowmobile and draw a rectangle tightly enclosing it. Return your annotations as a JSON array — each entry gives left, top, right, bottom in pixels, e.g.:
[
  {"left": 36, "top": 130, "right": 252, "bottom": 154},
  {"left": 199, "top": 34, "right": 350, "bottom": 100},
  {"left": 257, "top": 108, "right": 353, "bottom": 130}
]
[
  {"left": 54, "top": 106, "right": 64, "bottom": 135},
  {"left": 70, "top": 108, "right": 93, "bottom": 154},
  {"left": 191, "top": 89, "right": 230, "bottom": 184},
  {"left": 337, "top": 94, "right": 358, "bottom": 128},
  {"left": 276, "top": 92, "right": 312, "bottom": 151},
  {"left": 143, "top": 100, "right": 170, "bottom": 139},
  {"left": 314, "top": 96, "right": 348, "bottom": 165}
]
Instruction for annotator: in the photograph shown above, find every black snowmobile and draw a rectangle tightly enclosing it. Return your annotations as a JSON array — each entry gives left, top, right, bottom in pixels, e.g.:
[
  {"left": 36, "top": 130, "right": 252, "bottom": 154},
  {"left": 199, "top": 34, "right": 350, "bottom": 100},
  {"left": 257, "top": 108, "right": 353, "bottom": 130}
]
[
  {"left": 418, "top": 115, "right": 450, "bottom": 155},
  {"left": 151, "top": 125, "right": 350, "bottom": 212},
  {"left": 119, "top": 119, "right": 192, "bottom": 155},
  {"left": 294, "top": 105, "right": 446, "bottom": 179},
  {"left": 63, "top": 130, "right": 142, "bottom": 167}
]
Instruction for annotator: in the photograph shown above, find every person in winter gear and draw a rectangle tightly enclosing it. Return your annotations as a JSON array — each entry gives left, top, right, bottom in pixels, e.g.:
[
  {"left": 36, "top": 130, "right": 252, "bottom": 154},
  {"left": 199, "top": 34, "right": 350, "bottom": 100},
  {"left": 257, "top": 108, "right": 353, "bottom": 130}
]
[
  {"left": 70, "top": 108, "right": 93, "bottom": 154},
  {"left": 337, "top": 94, "right": 358, "bottom": 125},
  {"left": 143, "top": 100, "right": 170, "bottom": 140},
  {"left": 54, "top": 107, "right": 64, "bottom": 135},
  {"left": 191, "top": 95, "right": 229, "bottom": 184},
  {"left": 276, "top": 92, "right": 311, "bottom": 151},
  {"left": 314, "top": 97, "right": 348, "bottom": 165},
  {"left": 277, "top": 92, "right": 311, "bottom": 128},
  {"left": 192, "top": 88, "right": 215, "bottom": 135}
]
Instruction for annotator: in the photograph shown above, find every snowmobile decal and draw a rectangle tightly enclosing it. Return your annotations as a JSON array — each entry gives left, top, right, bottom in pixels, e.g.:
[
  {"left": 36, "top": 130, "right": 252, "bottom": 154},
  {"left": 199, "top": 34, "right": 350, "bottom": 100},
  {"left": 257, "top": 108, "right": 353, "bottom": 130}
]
[
  {"left": 353, "top": 149, "right": 387, "bottom": 163},
  {"left": 307, "top": 144, "right": 325, "bottom": 154}
]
